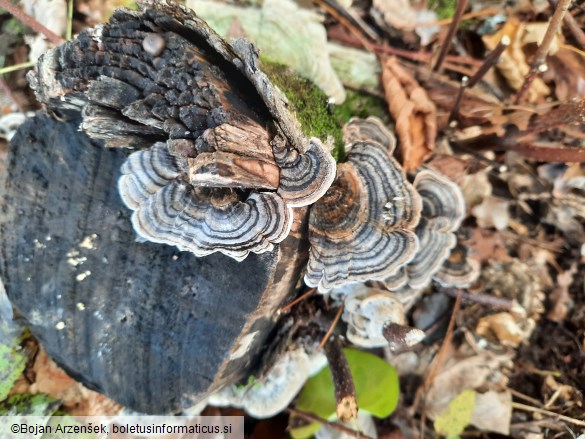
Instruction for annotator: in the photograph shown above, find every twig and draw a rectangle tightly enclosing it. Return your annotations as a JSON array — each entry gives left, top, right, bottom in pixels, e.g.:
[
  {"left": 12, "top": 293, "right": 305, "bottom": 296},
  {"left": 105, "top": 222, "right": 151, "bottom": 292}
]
[
  {"left": 413, "top": 289, "right": 462, "bottom": 417},
  {"left": 548, "top": 0, "right": 585, "bottom": 49},
  {"left": 466, "top": 37, "right": 510, "bottom": 88},
  {"left": 317, "top": 305, "right": 344, "bottom": 351},
  {"left": 313, "top": 0, "right": 375, "bottom": 52},
  {"left": 509, "top": 388, "right": 545, "bottom": 406},
  {"left": 329, "top": 29, "right": 483, "bottom": 67},
  {"left": 441, "top": 288, "right": 516, "bottom": 311},
  {"left": 511, "top": 402, "right": 585, "bottom": 427},
  {"left": 277, "top": 288, "right": 316, "bottom": 315},
  {"left": 514, "top": 0, "right": 572, "bottom": 103},
  {"left": 286, "top": 408, "right": 374, "bottom": 439},
  {"left": 0, "top": 0, "right": 64, "bottom": 45},
  {"left": 66, "top": 0, "right": 74, "bottom": 41},
  {"left": 323, "top": 336, "right": 358, "bottom": 422},
  {"left": 417, "top": 7, "right": 500, "bottom": 27},
  {"left": 0, "top": 61, "right": 36, "bottom": 76},
  {"left": 433, "top": 0, "right": 469, "bottom": 72}
]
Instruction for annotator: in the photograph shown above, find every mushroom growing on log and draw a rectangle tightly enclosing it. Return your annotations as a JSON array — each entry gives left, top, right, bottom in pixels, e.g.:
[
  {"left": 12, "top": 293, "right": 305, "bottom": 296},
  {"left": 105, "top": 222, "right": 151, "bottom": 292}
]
[
  {"left": 305, "top": 117, "right": 421, "bottom": 292},
  {"left": 0, "top": 0, "right": 337, "bottom": 414},
  {"left": 27, "top": 0, "right": 336, "bottom": 260},
  {"left": 0, "top": 114, "right": 311, "bottom": 413}
]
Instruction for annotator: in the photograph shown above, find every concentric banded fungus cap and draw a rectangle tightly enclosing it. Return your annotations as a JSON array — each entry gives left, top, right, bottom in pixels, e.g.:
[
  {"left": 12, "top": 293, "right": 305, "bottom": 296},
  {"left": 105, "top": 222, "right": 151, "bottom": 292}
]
[
  {"left": 305, "top": 117, "right": 421, "bottom": 292},
  {"left": 384, "top": 168, "right": 465, "bottom": 290},
  {"left": 28, "top": 0, "right": 335, "bottom": 261},
  {"left": 434, "top": 243, "right": 480, "bottom": 287}
]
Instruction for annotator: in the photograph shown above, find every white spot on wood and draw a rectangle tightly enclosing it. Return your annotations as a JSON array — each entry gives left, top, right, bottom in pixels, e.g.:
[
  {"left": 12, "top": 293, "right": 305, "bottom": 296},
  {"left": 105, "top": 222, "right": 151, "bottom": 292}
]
[
  {"left": 55, "top": 321, "right": 66, "bottom": 330},
  {"left": 76, "top": 302, "right": 85, "bottom": 311},
  {"left": 229, "top": 331, "right": 258, "bottom": 360},
  {"left": 76, "top": 271, "right": 91, "bottom": 282},
  {"left": 79, "top": 234, "right": 98, "bottom": 250}
]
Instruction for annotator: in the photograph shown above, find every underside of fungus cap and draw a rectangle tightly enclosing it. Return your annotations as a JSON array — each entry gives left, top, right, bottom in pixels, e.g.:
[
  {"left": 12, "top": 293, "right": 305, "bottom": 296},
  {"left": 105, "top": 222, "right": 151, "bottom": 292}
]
[
  {"left": 208, "top": 347, "right": 325, "bottom": 418},
  {"left": 384, "top": 168, "right": 466, "bottom": 290},
  {"left": 28, "top": 0, "right": 335, "bottom": 261},
  {"left": 341, "top": 285, "right": 407, "bottom": 348},
  {"left": 305, "top": 118, "right": 421, "bottom": 292}
]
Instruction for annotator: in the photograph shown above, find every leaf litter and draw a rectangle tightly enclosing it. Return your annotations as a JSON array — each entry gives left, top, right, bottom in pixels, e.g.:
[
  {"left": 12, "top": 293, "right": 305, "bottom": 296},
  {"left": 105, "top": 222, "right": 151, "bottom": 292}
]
[{"left": 1, "top": 0, "right": 585, "bottom": 436}]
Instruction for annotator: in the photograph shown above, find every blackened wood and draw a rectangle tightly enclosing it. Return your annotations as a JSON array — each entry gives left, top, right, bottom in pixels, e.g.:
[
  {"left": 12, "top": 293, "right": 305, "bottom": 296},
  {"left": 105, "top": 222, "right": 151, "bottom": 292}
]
[{"left": 0, "top": 114, "right": 310, "bottom": 413}]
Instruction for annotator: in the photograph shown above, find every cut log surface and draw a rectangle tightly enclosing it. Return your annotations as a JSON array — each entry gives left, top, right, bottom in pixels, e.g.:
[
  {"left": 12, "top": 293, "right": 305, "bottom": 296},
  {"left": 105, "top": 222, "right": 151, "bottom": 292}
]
[{"left": 0, "top": 114, "right": 310, "bottom": 413}]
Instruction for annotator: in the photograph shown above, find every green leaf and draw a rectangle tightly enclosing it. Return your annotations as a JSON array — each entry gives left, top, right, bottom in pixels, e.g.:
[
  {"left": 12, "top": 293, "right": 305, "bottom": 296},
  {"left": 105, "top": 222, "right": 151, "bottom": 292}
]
[
  {"left": 434, "top": 389, "right": 477, "bottom": 437},
  {"left": 291, "top": 349, "right": 399, "bottom": 438},
  {"left": 289, "top": 421, "right": 321, "bottom": 439},
  {"left": 0, "top": 294, "right": 28, "bottom": 401},
  {"left": 0, "top": 393, "right": 60, "bottom": 415}
]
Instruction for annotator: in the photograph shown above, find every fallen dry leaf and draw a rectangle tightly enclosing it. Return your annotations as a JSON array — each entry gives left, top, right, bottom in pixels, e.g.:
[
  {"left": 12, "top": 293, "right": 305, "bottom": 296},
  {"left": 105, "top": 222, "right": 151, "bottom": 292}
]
[
  {"left": 476, "top": 311, "right": 535, "bottom": 347},
  {"left": 471, "top": 196, "right": 510, "bottom": 230},
  {"left": 11, "top": 347, "right": 122, "bottom": 416},
  {"left": 425, "top": 343, "right": 512, "bottom": 418},
  {"left": 546, "top": 48, "right": 585, "bottom": 101},
  {"left": 470, "top": 390, "right": 512, "bottom": 435},
  {"left": 381, "top": 56, "right": 437, "bottom": 171},
  {"left": 547, "top": 263, "right": 578, "bottom": 322}
]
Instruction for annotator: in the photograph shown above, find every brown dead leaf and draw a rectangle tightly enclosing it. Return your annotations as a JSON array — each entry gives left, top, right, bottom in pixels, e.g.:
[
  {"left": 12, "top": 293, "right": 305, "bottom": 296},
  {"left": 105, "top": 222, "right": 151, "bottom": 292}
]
[
  {"left": 476, "top": 312, "right": 535, "bottom": 347},
  {"left": 11, "top": 347, "right": 122, "bottom": 416},
  {"left": 411, "top": 63, "right": 502, "bottom": 131},
  {"left": 381, "top": 56, "right": 436, "bottom": 171},
  {"left": 482, "top": 17, "right": 552, "bottom": 103},
  {"left": 426, "top": 155, "right": 471, "bottom": 185},
  {"left": 546, "top": 48, "right": 585, "bottom": 101},
  {"left": 425, "top": 343, "right": 512, "bottom": 417},
  {"left": 547, "top": 263, "right": 577, "bottom": 322},
  {"left": 467, "top": 228, "right": 510, "bottom": 264}
]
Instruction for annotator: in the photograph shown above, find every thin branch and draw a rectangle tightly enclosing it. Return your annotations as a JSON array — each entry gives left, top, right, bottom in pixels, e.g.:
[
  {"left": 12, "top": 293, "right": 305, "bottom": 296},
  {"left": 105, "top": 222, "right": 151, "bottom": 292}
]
[
  {"left": 548, "top": 0, "right": 585, "bottom": 49},
  {"left": 413, "top": 289, "right": 463, "bottom": 414},
  {"left": 515, "top": 0, "right": 572, "bottom": 103},
  {"left": 0, "top": 61, "right": 36, "bottom": 75},
  {"left": 277, "top": 288, "right": 316, "bottom": 315},
  {"left": 286, "top": 408, "right": 374, "bottom": 439},
  {"left": 317, "top": 305, "right": 344, "bottom": 351},
  {"left": 0, "top": 0, "right": 64, "bottom": 45},
  {"left": 441, "top": 288, "right": 516, "bottom": 311},
  {"left": 433, "top": 0, "right": 469, "bottom": 72},
  {"left": 313, "top": 0, "right": 375, "bottom": 52},
  {"left": 323, "top": 336, "right": 358, "bottom": 422},
  {"left": 512, "top": 402, "right": 585, "bottom": 427},
  {"left": 466, "top": 37, "right": 510, "bottom": 88}
]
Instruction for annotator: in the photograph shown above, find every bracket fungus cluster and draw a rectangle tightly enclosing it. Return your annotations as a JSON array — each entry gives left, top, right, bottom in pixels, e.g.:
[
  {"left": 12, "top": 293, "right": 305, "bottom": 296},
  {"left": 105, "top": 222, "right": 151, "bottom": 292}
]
[
  {"left": 28, "top": 0, "right": 336, "bottom": 261},
  {"left": 305, "top": 117, "right": 422, "bottom": 292}
]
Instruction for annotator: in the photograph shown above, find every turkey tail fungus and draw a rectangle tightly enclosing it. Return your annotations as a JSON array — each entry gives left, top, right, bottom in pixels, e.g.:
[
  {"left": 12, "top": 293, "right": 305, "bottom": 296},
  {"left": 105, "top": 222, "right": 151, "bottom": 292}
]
[{"left": 0, "top": 0, "right": 338, "bottom": 413}]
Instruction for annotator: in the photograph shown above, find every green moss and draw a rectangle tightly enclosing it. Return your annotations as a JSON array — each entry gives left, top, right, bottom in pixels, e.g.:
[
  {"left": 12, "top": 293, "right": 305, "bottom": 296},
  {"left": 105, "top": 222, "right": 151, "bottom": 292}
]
[
  {"left": 334, "top": 90, "right": 389, "bottom": 127},
  {"left": 260, "top": 59, "right": 345, "bottom": 160},
  {"left": 260, "top": 59, "right": 389, "bottom": 161},
  {"left": 429, "top": 0, "right": 457, "bottom": 20}
]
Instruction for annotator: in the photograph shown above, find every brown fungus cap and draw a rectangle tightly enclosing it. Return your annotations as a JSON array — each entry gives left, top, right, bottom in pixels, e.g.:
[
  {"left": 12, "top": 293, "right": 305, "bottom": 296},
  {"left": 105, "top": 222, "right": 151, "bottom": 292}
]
[
  {"left": 384, "top": 168, "right": 466, "bottom": 290},
  {"left": 28, "top": 0, "right": 335, "bottom": 261},
  {"left": 305, "top": 117, "right": 421, "bottom": 292}
]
